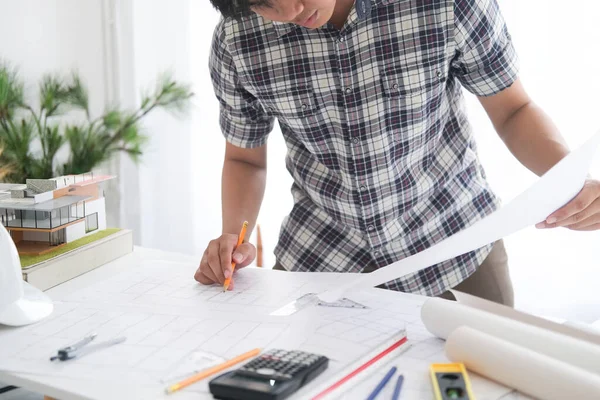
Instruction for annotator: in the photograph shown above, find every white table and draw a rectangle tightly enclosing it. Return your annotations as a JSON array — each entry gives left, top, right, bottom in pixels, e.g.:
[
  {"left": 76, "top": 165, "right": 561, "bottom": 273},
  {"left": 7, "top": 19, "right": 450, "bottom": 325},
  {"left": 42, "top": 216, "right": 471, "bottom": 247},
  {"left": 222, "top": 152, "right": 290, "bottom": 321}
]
[
  {"left": 0, "top": 247, "right": 197, "bottom": 400},
  {"left": 3, "top": 247, "right": 440, "bottom": 400},
  {"left": 0, "top": 246, "right": 565, "bottom": 400}
]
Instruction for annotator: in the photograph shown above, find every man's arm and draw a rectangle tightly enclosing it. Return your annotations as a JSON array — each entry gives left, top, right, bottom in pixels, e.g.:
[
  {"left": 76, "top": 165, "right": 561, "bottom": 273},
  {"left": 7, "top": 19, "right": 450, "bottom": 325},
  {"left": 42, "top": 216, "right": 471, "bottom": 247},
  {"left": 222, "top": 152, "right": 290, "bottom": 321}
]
[
  {"left": 478, "top": 78, "right": 569, "bottom": 175},
  {"left": 478, "top": 79, "right": 600, "bottom": 230},
  {"left": 222, "top": 142, "right": 267, "bottom": 235},
  {"left": 195, "top": 142, "right": 267, "bottom": 287},
  {"left": 197, "top": 19, "right": 274, "bottom": 287}
]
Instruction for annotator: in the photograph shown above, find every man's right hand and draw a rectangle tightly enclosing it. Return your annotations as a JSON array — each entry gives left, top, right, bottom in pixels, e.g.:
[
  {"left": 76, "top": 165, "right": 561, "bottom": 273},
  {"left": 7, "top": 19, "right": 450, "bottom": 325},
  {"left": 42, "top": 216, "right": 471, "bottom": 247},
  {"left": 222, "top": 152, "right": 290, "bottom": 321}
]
[{"left": 194, "top": 234, "right": 256, "bottom": 289}]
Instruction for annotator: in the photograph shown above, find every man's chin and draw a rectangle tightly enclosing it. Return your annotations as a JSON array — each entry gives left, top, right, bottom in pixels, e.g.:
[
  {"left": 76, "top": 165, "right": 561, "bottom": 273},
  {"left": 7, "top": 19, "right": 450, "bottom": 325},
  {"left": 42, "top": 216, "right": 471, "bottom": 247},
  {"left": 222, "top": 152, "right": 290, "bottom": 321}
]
[{"left": 308, "top": 9, "right": 334, "bottom": 29}]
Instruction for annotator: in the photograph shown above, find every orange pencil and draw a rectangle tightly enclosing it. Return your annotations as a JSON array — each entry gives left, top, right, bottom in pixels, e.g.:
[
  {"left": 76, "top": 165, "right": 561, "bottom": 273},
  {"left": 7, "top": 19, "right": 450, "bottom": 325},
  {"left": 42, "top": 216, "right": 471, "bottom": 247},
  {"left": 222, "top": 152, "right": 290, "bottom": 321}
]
[
  {"left": 165, "top": 348, "right": 260, "bottom": 394},
  {"left": 223, "top": 220, "right": 248, "bottom": 291}
]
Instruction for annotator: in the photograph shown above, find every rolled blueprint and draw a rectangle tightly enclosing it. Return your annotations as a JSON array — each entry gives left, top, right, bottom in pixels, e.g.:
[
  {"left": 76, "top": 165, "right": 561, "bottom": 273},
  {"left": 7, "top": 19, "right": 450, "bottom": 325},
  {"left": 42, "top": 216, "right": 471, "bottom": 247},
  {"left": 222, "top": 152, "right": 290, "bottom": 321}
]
[
  {"left": 563, "top": 320, "right": 600, "bottom": 337},
  {"left": 318, "top": 131, "right": 600, "bottom": 302},
  {"left": 421, "top": 297, "right": 600, "bottom": 375},
  {"left": 446, "top": 326, "right": 600, "bottom": 400},
  {"left": 451, "top": 290, "right": 600, "bottom": 346}
]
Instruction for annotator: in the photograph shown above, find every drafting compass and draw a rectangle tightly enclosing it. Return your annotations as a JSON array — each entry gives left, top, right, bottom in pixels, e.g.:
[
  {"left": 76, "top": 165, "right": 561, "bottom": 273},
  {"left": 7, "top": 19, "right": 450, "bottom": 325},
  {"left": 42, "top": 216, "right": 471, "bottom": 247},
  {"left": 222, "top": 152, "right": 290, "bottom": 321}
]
[{"left": 50, "top": 333, "right": 126, "bottom": 361}]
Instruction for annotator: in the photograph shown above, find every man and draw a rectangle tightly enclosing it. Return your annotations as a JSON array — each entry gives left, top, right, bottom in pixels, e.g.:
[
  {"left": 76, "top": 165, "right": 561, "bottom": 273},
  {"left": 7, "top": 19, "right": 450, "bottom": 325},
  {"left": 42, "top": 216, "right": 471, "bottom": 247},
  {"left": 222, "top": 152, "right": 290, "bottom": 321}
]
[{"left": 195, "top": 0, "right": 600, "bottom": 305}]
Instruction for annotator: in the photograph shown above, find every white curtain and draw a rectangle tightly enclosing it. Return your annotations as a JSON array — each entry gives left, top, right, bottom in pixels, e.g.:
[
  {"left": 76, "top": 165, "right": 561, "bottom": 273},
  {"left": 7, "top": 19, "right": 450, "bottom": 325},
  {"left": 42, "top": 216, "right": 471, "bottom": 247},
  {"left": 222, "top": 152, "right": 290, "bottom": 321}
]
[{"left": 110, "top": 0, "right": 197, "bottom": 254}]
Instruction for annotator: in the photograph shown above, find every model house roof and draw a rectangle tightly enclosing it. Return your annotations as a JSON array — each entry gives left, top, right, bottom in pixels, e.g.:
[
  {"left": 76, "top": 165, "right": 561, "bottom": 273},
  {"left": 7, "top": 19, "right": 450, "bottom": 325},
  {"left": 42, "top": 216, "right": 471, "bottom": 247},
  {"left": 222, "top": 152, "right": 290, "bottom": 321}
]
[
  {"left": 0, "top": 172, "right": 114, "bottom": 212},
  {"left": 0, "top": 195, "right": 91, "bottom": 211},
  {"left": 0, "top": 184, "right": 27, "bottom": 191}
]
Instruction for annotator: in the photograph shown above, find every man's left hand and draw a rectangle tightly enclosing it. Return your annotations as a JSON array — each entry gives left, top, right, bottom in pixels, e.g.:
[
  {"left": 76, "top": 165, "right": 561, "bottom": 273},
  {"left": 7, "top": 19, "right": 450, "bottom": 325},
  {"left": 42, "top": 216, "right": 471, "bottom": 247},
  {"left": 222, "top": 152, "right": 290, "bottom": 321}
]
[{"left": 536, "top": 179, "right": 600, "bottom": 231}]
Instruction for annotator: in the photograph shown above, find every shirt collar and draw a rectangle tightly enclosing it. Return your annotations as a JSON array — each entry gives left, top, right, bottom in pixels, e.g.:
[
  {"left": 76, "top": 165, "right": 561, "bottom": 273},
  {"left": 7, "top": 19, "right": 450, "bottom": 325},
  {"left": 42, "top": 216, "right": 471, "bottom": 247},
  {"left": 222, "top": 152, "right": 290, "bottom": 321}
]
[
  {"left": 272, "top": 20, "right": 297, "bottom": 38},
  {"left": 271, "top": 0, "right": 396, "bottom": 38}
]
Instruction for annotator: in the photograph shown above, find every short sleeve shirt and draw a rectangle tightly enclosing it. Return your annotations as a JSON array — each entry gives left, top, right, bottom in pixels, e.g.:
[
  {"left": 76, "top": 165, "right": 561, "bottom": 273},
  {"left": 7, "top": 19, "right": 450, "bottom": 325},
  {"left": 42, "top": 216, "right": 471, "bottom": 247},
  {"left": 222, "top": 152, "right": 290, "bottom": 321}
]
[{"left": 209, "top": 0, "right": 519, "bottom": 296}]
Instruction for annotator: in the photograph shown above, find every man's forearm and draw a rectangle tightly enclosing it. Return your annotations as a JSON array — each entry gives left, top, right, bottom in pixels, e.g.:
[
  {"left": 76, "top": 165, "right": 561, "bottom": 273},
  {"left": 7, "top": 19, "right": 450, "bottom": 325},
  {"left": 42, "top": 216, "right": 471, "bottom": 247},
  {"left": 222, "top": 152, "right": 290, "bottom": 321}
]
[
  {"left": 221, "top": 158, "right": 266, "bottom": 236},
  {"left": 497, "top": 102, "right": 570, "bottom": 177}
]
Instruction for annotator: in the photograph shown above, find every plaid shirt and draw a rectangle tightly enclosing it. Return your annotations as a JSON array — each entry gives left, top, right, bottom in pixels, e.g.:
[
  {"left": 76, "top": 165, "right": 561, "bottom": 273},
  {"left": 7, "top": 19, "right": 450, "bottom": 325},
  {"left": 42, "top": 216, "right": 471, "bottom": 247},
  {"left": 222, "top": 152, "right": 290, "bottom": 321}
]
[{"left": 209, "top": 0, "right": 519, "bottom": 296}]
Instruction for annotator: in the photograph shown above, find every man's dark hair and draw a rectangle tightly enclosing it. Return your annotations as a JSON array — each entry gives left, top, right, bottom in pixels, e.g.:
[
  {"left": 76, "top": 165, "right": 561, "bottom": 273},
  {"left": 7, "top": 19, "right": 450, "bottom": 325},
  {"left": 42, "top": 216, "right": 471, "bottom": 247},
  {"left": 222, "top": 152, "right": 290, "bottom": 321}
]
[{"left": 209, "top": 0, "right": 271, "bottom": 20}]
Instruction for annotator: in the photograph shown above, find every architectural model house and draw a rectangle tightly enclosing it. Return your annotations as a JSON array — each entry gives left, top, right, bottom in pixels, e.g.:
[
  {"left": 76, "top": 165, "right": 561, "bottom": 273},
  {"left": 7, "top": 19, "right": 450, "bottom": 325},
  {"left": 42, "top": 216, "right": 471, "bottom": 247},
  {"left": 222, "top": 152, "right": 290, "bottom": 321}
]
[{"left": 0, "top": 173, "right": 114, "bottom": 256}]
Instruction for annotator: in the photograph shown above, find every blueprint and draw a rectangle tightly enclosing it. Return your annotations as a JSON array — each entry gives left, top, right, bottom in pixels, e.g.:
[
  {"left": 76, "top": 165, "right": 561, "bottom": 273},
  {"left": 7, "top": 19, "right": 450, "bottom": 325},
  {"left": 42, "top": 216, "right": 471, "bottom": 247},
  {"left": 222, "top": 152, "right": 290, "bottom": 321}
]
[{"left": 0, "top": 262, "right": 519, "bottom": 399}]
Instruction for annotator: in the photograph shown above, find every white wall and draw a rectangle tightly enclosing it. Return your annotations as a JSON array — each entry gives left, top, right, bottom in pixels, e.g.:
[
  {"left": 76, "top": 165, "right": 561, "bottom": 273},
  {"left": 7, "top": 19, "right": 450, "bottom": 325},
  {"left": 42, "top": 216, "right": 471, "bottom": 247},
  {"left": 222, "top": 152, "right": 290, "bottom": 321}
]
[
  {"left": 85, "top": 197, "right": 107, "bottom": 231},
  {"left": 33, "top": 191, "right": 53, "bottom": 204},
  {"left": 189, "top": 1, "right": 227, "bottom": 254},
  {"left": 84, "top": 197, "right": 105, "bottom": 217},
  {"left": 0, "top": 0, "right": 106, "bottom": 116},
  {"left": 113, "top": 0, "right": 195, "bottom": 254},
  {"left": 467, "top": 1, "right": 600, "bottom": 318},
  {"left": 0, "top": 0, "right": 121, "bottom": 228},
  {"left": 66, "top": 220, "right": 86, "bottom": 242},
  {"left": 98, "top": 204, "right": 108, "bottom": 232}
]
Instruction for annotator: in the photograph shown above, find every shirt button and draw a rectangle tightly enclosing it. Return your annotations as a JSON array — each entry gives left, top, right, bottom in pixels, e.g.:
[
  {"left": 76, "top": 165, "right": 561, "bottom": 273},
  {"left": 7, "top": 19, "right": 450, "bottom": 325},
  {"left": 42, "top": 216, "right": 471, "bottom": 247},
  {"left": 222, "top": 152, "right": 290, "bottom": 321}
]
[
  {"left": 374, "top": 250, "right": 380, "bottom": 256},
  {"left": 301, "top": 103, "right": 308, "bottom": 110},
  {"left": 352, "top": 137, "right": 359, "bottom": 144},
  {"left": 345, "top": 87, "right": 352, "bottom": 94},
  {"left": 392, "top": 83, "right": 399, "bottom": 90},
  {"left": 339, "top": 36, "right": 345, "bottom": 42},
  {"left": 359, "top": 185, "right": 366, "bottom": 191},
  {"left": 367, "top": 225, "right": 375, "bottom": 231},
  {"left": 436, "top": 71, "right": 442, "bottom": 77}
]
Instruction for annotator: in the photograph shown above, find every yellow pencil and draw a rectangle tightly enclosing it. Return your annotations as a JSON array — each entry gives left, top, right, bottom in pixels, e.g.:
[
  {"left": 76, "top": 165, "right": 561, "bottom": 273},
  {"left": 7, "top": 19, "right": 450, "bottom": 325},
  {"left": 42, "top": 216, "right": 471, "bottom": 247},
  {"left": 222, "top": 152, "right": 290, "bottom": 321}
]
[
  {"left": 223, "top": 220, "right": 248, "bottom": 291},
  {"left": 165, "top": 348, "right": 260, "bottom": 394}
]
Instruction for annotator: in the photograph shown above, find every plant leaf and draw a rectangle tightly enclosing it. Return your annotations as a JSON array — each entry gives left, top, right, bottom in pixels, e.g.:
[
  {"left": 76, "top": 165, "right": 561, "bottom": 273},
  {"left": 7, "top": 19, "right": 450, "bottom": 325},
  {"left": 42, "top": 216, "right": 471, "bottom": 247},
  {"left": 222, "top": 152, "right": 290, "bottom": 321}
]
[{"left": 0, "top": 62, "right": 24, "bottom": 121}]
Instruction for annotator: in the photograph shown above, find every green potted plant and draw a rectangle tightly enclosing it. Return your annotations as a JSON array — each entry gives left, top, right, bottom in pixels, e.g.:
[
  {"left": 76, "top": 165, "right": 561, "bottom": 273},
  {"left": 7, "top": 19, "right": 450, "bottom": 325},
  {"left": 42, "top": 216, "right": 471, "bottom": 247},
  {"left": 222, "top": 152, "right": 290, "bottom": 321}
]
[{"left": 0, "top": 62, "right": 193, "bottom": 182}]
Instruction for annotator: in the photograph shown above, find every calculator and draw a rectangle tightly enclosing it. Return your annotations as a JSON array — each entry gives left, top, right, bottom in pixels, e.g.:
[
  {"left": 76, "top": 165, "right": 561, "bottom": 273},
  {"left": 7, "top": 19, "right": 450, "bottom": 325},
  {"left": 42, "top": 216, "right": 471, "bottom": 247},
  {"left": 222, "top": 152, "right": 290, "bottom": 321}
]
[{"left": 209, "top": 349, "right": 329, "bottom": 400}]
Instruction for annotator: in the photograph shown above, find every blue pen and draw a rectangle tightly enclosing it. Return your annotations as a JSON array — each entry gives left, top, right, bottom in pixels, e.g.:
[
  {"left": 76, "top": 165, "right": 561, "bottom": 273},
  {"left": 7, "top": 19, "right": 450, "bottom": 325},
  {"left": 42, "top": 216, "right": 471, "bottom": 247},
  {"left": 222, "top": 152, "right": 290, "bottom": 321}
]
[
  {"left": 392, "top": 374, "right": 404, "bottom": 400},
  {"left": 366, "top": 366, "right": 397, "bottom": 400}
]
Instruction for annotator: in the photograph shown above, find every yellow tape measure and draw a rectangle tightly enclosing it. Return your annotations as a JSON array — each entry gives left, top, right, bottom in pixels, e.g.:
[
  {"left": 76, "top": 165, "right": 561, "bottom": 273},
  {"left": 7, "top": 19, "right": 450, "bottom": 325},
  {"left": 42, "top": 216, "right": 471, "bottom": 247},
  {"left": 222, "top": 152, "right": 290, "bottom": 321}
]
[{"left": 430, "top": 363, "right": 476, "bottom": 400}]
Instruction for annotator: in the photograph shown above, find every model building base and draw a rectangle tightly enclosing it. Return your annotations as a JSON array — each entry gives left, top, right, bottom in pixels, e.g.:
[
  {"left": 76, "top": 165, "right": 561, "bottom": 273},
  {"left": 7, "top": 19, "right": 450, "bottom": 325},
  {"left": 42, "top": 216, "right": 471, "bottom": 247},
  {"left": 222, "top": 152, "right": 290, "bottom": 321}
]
[{"left": 21, "top": 229, "right": 133, "bottom": 291}]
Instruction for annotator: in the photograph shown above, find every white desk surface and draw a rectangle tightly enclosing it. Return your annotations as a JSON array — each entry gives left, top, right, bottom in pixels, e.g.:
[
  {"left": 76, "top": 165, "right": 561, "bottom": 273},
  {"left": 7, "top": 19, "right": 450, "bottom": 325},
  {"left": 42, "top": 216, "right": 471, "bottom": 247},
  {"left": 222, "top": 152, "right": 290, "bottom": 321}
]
[
  {"left": 0, "top": 247, "right": 196, "bottom": 400},
  {"left": 0, "top": 247, "right": 528, "bottom": 400}
]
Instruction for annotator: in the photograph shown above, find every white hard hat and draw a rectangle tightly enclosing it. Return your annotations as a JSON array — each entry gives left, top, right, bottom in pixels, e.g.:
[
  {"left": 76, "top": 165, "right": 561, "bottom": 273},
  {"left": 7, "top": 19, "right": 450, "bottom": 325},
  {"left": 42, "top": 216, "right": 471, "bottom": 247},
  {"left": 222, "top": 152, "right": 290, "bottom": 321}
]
[{"left": 0, "top": 223, "right": 53, "bottom": 326}]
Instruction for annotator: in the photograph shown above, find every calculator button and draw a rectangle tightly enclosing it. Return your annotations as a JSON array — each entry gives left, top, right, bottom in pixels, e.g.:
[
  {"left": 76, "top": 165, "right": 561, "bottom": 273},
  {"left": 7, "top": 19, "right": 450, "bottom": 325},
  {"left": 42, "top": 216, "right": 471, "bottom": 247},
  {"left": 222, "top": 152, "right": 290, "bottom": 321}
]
[{"left": 256, "top": 368, "right": 276, "bottom": 375}]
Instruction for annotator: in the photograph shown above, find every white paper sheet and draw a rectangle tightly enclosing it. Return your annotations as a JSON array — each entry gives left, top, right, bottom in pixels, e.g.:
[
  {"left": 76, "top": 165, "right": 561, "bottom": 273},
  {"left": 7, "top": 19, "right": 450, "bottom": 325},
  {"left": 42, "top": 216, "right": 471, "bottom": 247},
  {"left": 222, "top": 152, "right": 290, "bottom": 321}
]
[
  {"left": 319, "top": 131, "right": 600, "bottom": 302},
  {"left": 421, "top": 297, "right": 600, "bottom": 375},
  {"left": 446, "top": 326, "right": 600, "bottom": 400}
]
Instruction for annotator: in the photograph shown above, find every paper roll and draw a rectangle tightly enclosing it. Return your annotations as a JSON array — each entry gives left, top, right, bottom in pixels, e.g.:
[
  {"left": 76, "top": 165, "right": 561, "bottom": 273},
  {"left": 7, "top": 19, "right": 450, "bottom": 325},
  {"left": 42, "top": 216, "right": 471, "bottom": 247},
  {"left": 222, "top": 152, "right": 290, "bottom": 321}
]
[
  {"left": 451, "top": 290, "right": 600, "bottom": 346},
  {"left": 421, "top": 298, "right": 600, "bottom": 375},
  {"left": 446, "top": 326, "right": 600, "bottom": 400},
  {"left": 563, "top": 320, "right": 600, "bottom": 337}
]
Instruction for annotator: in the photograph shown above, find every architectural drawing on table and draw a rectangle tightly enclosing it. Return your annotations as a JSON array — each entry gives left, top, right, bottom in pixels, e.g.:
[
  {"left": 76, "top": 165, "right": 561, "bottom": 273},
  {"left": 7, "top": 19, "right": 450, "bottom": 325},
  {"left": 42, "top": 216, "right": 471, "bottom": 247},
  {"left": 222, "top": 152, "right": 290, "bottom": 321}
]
[{"left": 0, "top": 173, "right": 115, "bottom": 256}]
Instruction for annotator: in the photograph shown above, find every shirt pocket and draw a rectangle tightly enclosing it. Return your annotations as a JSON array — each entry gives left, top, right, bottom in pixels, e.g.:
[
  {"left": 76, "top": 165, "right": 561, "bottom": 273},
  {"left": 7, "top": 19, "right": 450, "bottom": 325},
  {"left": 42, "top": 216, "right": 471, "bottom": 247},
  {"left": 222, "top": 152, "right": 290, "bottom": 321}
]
[
  {"left": 380, "top": 63, "right": 447, "bottom": 146},
  {"left": 258, "top": 86, "right": 320, "bottom": 132}
]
